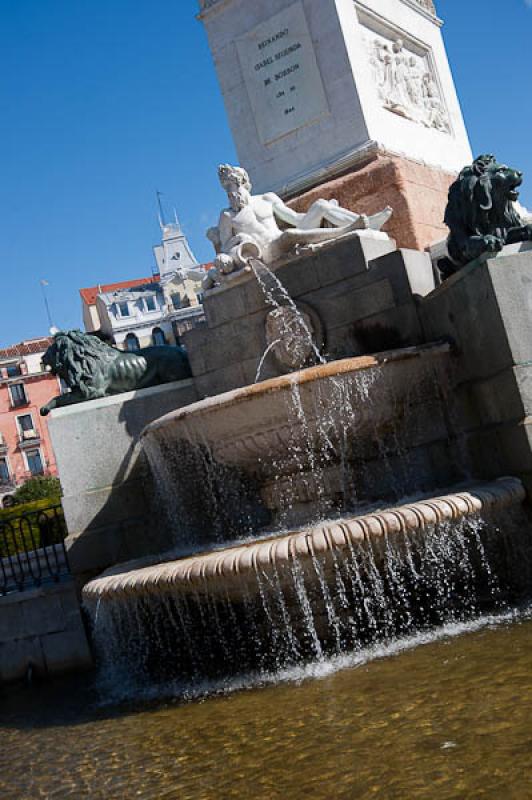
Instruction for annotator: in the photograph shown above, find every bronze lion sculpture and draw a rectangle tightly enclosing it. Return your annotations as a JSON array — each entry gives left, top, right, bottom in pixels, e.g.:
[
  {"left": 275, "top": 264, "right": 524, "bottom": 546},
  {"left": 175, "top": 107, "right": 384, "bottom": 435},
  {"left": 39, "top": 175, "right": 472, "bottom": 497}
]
[
  {"left": 40, "top": 330, "right": 191, "bottom": 415},
  {"left": 439, "top": 154, "right": 532, "bottom": 279}
]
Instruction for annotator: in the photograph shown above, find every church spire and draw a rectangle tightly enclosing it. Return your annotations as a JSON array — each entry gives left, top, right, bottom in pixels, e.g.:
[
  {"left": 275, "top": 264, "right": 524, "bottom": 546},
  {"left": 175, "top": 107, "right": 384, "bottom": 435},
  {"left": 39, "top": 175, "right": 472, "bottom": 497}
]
[{"left": 153, "top": 205, "right": 199, "bottom": 278}]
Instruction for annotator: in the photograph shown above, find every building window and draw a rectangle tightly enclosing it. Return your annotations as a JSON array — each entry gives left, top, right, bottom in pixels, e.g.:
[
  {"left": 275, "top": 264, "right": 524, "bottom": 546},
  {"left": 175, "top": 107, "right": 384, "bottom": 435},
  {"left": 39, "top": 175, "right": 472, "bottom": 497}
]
[
  {"left": 143, "top": 295, "right": 157, "bottom": 312},
  {"left": 10, "top": 383, "right": 28, "bottom": 408},
  {"left": 152, "top": 327, "right": 166, "bottom": 346},
  {"left": 0, "top": 457, "right": 10, "bottom": 484},
  {"left": 26, "top": 449, "right": 44, "bottom": 476},
  {"left": 6, "top": 363, "right": 21, "bottom": 378},
  {"left": 116, "top": 301, "right": 130, "bottom": 317},
  {"left": 17, "top": 414, "right": 36, "bottom": 440},
  {"left": 125, "top": 333, "right": 140, "bottom": 351},
  {"left": 196, "top": 292, "right": 205, "bottom": 304},
  {"left": 171, "top": 293, "right": 181, "bottom": 309}
]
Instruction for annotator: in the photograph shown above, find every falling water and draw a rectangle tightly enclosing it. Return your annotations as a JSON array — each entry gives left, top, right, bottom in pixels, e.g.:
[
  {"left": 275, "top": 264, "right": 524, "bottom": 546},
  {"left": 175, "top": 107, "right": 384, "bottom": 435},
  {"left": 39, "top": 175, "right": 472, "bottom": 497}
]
[
  {"left": 255, "top": 338, "right": 282, "bottom": 383},
  {"left": 249, "top": 258, "right": 325, "bottom": 366},
  {"left": 93, "top": 250, "right": 531, "bottom": 704},
  {"left": 85, "top": 507, "right": 532, "bottom": 695}
]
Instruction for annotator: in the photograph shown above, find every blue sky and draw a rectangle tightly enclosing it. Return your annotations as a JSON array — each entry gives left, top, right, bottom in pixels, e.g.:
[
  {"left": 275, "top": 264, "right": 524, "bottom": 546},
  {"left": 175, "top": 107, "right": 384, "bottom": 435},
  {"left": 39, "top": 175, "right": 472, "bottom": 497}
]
[{"left": 0, "top": 0, "right": 531, "bottom": 346}]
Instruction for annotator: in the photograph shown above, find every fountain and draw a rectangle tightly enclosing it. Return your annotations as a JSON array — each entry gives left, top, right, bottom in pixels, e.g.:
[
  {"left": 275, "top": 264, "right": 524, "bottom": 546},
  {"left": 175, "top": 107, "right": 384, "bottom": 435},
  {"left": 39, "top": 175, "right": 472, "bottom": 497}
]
[
  {"left": 81, "top": 323, "right": 531, "bottom": 686},
  {"left": 79, "top": 272, "right": 531, "bottom": 686},
  {"left": 142, "top": 343, "right": 454, "bottom": 542},
  {"left": 84, "top": 476, "right": 528, "bottom": 686},
  {"left": 40, "top": 158, "right": 531, "bottom": 691}
]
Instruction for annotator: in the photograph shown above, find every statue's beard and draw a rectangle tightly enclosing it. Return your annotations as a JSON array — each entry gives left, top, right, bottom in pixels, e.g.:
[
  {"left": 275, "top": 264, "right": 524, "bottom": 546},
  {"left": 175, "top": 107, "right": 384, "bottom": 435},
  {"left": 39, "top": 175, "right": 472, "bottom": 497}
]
[{"left": 228, "top": 191, "right": 248, "bottom": 211}]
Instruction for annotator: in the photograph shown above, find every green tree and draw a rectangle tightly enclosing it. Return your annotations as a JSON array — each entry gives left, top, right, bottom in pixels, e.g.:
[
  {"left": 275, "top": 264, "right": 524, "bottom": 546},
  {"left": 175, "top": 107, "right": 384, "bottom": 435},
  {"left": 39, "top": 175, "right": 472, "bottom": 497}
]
[{"left": 13, "top": 476, "right": 62, "bottom": 504}]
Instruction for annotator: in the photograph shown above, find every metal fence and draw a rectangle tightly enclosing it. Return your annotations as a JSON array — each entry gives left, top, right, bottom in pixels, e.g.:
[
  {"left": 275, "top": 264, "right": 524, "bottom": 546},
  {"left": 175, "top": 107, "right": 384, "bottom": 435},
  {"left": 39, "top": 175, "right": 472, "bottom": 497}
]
[{"left": 0, "top": 505, "right": 70, "bottom": 595}]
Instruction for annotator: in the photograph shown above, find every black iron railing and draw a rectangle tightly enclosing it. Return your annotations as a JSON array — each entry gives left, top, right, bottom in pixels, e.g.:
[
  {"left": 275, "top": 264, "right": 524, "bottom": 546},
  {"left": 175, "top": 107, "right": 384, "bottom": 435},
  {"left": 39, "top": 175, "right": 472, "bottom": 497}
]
[{"left": 0, "top": 505, "right": 70, "bottom": 595}]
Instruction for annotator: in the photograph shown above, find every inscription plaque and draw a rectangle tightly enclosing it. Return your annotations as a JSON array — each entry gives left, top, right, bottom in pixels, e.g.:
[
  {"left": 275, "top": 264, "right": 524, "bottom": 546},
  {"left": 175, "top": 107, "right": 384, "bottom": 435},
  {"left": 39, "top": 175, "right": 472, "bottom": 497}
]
[{"left": 236, "top": 2, "right": 329, "bottom": 145}]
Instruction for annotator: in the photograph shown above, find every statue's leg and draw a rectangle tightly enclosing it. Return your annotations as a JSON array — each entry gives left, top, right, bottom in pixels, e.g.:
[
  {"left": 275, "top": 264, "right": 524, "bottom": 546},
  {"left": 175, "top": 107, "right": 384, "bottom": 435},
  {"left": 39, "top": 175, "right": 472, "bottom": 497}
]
[
  {"left": 366, "top": 207, "right": 393, "bottom": 231},
  {"left": 40, "top": 389, "right": 85, "bottom": 416},
  {"left": 320, "top": 202, "right": 393, "bottom": 231},
  {"left": 301, "top": 199, "right": 358, "bottom": 229}
]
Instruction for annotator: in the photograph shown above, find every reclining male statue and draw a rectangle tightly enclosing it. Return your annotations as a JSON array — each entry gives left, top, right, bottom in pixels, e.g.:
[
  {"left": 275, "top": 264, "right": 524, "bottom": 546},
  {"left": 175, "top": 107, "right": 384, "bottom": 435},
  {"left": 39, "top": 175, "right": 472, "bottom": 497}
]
[{"left": 203, "top": 164, "right": 393, "bottom": 289}]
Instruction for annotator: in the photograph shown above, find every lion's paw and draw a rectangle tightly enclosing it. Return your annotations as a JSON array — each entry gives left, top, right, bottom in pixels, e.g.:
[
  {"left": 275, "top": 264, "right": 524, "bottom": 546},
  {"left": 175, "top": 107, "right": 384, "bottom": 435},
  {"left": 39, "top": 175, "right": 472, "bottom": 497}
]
[{"left": 483, "top": 235, "right": 504, "bottom": 253}]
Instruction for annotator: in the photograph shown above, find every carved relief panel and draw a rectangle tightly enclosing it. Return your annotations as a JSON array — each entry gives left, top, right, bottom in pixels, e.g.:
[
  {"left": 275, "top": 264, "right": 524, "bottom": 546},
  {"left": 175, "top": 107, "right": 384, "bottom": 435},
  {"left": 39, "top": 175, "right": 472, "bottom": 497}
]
[
  {"left": 362, "top": 25, "right": 450, "bottom": 134},
  {"left": 414, "top": 0, "right": 436, "bottom": 14}
]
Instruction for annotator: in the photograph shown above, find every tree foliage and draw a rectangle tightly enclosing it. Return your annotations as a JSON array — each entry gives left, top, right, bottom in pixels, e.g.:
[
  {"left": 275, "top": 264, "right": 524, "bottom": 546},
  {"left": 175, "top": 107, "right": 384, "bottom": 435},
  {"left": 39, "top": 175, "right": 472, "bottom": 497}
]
[{"left": 13, "top": 476, "right": 62, "bottom": 504}]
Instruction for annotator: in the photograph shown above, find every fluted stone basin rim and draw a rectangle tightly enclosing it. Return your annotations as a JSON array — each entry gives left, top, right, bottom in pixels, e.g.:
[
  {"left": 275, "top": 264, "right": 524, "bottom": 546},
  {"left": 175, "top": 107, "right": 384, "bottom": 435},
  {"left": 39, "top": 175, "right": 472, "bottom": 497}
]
[
  {"left": 84, "top": 477, "right": 524, "bottom": 601},
  {"left": 142, "top": 342, "right": 450, "bottom": 436}
]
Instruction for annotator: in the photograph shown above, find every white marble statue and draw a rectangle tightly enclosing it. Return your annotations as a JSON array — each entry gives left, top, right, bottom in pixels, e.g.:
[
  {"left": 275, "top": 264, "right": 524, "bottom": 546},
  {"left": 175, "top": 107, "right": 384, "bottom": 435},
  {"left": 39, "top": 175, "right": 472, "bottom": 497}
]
[{"left": 204, "top": 164, "right": 393, "bottom": 289}]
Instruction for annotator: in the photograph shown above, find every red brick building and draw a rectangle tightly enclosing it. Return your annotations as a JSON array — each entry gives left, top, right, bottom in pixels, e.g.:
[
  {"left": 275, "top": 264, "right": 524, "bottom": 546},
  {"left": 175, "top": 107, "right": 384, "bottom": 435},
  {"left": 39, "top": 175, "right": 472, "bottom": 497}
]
[{"left": 0, "top": 337, "right": 61, "bottom": 500}]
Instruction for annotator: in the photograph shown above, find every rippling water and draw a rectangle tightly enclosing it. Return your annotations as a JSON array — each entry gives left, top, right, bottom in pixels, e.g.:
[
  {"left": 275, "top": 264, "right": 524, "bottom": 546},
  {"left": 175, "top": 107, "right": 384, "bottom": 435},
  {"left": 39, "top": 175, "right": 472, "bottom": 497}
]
[{"left": 2, "top": 608, "right": 532, "bottom": 799}]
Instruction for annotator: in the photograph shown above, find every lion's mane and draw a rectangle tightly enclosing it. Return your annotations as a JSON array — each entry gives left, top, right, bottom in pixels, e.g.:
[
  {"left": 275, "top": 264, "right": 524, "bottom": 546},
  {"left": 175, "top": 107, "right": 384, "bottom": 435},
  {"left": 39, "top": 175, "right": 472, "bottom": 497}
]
[
  {"left": 43, "top": 330, "right": 118, "bottom": 398},
  {"left": 441, "top": 154, "right": 528, "bottom": 276}
]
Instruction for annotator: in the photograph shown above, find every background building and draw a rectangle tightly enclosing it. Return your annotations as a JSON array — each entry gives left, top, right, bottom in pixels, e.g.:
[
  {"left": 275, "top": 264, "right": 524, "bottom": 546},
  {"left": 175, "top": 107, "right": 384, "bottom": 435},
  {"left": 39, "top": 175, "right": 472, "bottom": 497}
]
[
  {"left": 80, "top": 220, "right": 209, "bottom": 349},
  {"left": 0, "top": 337, "right": 61, "bottom": 500}
]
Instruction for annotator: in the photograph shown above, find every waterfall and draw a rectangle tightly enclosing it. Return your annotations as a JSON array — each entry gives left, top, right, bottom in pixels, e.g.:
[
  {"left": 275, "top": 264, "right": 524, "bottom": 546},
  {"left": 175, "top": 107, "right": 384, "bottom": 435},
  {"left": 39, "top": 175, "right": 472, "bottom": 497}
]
[
  {"left": 82, "top": 257, "right": 532, "bottom": 701},
  {"left": 249, "top": 258, "right": 325, "bottom": 368},
  {"left": 84, "top": 497, "right": 532, "bottom": 693}
]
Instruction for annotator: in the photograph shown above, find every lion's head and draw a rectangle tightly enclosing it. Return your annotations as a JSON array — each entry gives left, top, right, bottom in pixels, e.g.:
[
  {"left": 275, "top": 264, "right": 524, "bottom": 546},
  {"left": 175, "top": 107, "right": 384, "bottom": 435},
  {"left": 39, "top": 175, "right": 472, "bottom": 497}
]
[
  {"left": 446, "top": 154, "right": 524, "bottom": 238},
  {"left": 441, "top": 155, "right": 528, "bottom": 273},
  {"left": 42, "top": 330, "right": 118, "bottom": 398}
]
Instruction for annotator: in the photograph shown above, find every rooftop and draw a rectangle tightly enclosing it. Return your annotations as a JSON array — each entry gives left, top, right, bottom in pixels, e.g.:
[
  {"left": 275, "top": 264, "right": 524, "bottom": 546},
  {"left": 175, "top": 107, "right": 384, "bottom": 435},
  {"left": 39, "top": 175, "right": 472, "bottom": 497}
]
[
  {"left": 80, "top": 265, "right": 212, "bottom": 307},
  {"left": 80, "top": 276, "right": 160, "bottom": 307},
  {"left": 0, "top": 337, "right": 53, "bottom": 360}
]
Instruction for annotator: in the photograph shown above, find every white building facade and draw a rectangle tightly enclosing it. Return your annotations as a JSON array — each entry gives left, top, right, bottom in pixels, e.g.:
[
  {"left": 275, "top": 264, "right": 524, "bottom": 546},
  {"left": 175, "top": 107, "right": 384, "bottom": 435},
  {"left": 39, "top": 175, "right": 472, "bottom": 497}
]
[{"left": 81, "top": 221, "right": 208, "bottom": 350}]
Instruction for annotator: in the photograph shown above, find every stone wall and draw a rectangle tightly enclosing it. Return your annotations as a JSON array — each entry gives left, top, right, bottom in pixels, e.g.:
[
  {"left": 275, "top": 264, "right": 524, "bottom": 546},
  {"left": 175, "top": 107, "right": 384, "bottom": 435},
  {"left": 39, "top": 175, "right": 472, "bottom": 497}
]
[
  {"left": 184, "top": 233, "right": 436, "bottom": 399},
  {"left": 0, "top": 580, "right": 92, "bottom": 683},
  {"left": 48, "top": 380, "right": 198, "bottom": 582},
  {"left": 200, "top": 0, "right": 471, "bottom": 195},
  {"left": 419, "top": 252, "right": 532, "bottom": 493}
]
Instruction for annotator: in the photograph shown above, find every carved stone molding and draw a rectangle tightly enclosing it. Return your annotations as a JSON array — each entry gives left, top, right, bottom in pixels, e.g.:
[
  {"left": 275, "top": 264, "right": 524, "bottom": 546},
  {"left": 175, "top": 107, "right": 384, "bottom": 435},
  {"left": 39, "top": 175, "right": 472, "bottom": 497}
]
[
  {"left": 143, "top": 344, "right": 451, "bottom": 481},
  {"left": 84, "top": 477, "right": 525, "bottom": 602},
  {"left": 264, "top": 303, "right": 324, "bottom": 372}
]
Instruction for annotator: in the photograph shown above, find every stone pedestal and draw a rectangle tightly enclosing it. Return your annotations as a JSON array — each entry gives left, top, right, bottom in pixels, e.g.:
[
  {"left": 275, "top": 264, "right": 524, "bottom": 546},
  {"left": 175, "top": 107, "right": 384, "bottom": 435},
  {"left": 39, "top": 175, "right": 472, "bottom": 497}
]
[
  {"left": 288, "top": 149, "right": 455, "bottom": 252},
  {"left": 184, "top": 233, "right": 436, "bottom": 398},
  {"left": 198, "top": 0, "right": 471, "bottom": 197},
  {"left": 419, "top": 252, "right": 532, "bottom": 493},
  {"left": 48, "top": 380, "right": 198, "bottom": 581},
  {"left": 0, "top": 581, "right": 93, "bottom": 684}
]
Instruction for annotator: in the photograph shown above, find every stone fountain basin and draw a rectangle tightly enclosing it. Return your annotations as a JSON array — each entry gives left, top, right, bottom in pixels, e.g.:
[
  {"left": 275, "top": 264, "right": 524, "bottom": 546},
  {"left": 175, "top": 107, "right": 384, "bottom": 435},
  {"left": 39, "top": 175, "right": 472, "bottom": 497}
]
[
  {"left": 142, "top": 343, "right": 451, "bottom": 477},
  {"left": 83, "top": 477, "right": 525, "bottom": 603}
]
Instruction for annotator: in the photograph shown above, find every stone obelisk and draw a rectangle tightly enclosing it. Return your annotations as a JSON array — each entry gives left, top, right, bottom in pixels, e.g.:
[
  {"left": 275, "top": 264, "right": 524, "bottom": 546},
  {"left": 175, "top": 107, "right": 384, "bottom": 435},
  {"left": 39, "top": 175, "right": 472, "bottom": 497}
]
[{"left": 197, "top": 0, "right": 472, "bottom": 250}]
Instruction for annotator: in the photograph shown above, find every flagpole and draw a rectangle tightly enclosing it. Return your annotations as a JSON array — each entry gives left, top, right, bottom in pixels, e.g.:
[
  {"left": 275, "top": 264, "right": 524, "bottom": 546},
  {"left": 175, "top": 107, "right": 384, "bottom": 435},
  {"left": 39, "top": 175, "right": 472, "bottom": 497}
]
[
  {"left": 156, "top": 190, "right": 166, "bottom": 228},
  {"left": 40, "top": 280, "right": 54, "bottom": 331}
]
